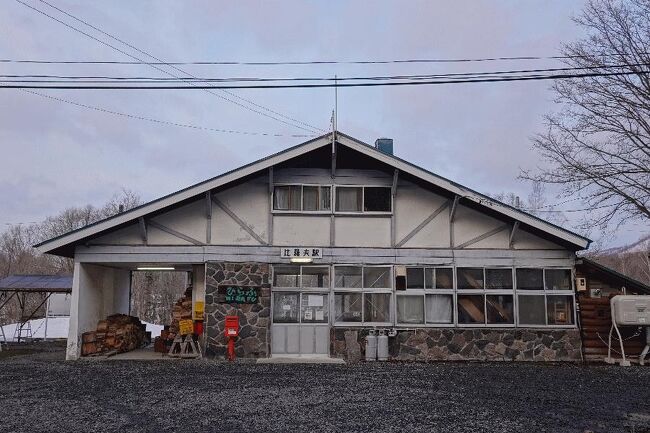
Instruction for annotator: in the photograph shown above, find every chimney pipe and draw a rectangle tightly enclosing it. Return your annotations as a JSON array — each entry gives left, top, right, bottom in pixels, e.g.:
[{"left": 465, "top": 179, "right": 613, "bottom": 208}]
[{"left": 375, "top": 138, "right": 393, "bottom": 155}]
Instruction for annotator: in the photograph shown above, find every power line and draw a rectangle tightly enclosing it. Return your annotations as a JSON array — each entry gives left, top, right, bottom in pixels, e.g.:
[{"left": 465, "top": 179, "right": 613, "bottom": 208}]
[
  {"left": 0, "top": 52, "right": 644, "bottom": 66},
  {"left": 18, "top": 89, "right": 317, "bottom": 137},
  {"left": 14, "top": 0, "right": 323, "bottom": 134},
  {"left": 1, "top": 62, "right": 646, "bottom": 84},
  {"left": 2, "top": 69, "right": 648, "bottom": 90}
]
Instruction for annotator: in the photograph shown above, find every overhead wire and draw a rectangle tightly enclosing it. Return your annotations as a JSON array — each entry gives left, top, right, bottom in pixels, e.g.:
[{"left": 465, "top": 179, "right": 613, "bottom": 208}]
[{"left": 14, "top": 0, "right": 323, "bottom": 134}]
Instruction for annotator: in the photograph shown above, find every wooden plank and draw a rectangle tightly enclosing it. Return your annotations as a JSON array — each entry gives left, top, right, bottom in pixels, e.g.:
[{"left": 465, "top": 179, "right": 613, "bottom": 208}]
[
  {"left": 456, "top": 224, "right": 509, "bottom": 249},
  {"left": 449, "top": 195, "right": 460, "bottom": 248},
  {"left": 205, "top": 191, "right": 212, "bottom": 244},
  {"left": 509, "top": 221, "right": 520, "bottom": 249},
  {"left": 268, "top": 167, "right": 274, "bottom": 245},
  {"left": 395, "top": 200, "right": 450, "bottom": 248},
  {"left": 138, "top": 217, "right": 147, "bottom": 245},
  {"left": 390, "top": 169, "right": 399, "bottom": 247},
  {"left": 147, "top": 220, "right": 204, "bottom": 246},
  {"left": 211, "top": 195, "right": 267, "bottom": 245}
]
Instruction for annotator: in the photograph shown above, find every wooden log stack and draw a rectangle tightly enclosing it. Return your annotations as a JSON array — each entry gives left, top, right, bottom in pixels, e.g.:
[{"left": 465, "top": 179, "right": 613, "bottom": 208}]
[
  {"left": 579, "top": 294, "right": 647, "bottom": 362},
  {"left": 153, "top": 288, "right": 193, "bottom": 353},
  {"left": 81, "top": 314, "right": 149, "bottom": 356}
]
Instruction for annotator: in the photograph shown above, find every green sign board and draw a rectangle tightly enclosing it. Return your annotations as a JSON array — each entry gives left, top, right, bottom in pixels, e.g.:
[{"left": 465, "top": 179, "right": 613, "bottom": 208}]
[{"left": 218, "top": 286, "right": 259, "bottom": 304}]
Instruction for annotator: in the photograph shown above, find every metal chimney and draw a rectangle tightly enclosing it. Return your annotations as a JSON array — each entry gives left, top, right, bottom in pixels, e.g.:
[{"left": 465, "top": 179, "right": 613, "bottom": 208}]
[{"left": 375, "top": 138, "right": 393, "bottom": 155}]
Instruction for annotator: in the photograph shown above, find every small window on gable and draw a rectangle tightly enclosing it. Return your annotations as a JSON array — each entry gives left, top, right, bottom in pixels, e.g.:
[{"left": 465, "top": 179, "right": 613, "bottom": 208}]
[
  {"left": 273, "top": 185, "right": 301, "bottom": 211},
  {"left": 336, "top": 187, "right": 362, "bottom": 212},
  {"left": 364, "top": 187, "right": 391, "bottom": 212},
  {"left": 335, "top": 186, "right": 392, "bottom": 213}
]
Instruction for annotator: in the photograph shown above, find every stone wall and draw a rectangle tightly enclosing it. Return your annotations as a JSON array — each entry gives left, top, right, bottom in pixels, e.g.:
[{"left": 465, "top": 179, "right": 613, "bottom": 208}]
[
  {"left": 331, "top": 328, "right": 583, "bottom": 362},
  {"left": 205, "top": 262, "right": 271, "bottom": 359}
]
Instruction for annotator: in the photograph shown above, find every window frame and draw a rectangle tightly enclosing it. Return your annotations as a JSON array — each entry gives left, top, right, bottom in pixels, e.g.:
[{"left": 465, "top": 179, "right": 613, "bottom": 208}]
[
  {"left": 515, "top": 267, "right": 576, "bottom": 328},
  {"left": 333, "top": 264, "right": 393, "bottom": 326},
  {"left": 334, "top": 185, "right": 393, "bottom": 215},
  {"left": 455, "top": 267, "right": 515, "bottom": 328},
  {"left": 396, "top": 266, "right": 455, "bottom": 327},
  {"left": 272, "top": 265, "right": 331, "bottom": 290},
  {"left": 272, "top": 183, "right": 332, "bottom": 214}
]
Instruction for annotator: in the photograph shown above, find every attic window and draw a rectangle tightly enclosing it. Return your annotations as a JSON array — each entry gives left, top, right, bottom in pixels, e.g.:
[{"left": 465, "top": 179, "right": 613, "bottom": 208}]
[
  {"left": 273, "top": 185, "right": 331, "bottom": 212},
  {"left": 335, "top": 186, "right": 391, "bottom": 213}
]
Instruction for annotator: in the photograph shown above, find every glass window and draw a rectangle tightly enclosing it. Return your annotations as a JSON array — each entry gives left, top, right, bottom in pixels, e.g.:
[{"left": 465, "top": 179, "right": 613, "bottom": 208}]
[
  {"left": 516, "top": 268, "right": 543, "bottom": 290},
  {"left": 301, "top": 266, "right": 330, "bottom": 288},
  {"left": 547, "top": 295, "right": 574, "bottom": 325},
  {"left": 364, "top": 267, "right": 391, "bottom": 289},
  {"left": 273, "top": 185, "right": 301, "bottom": 211},
  {"left": 273, "top": 265, "right": 300, "bottom": 287},
  {"left": 334, "top": 292, "right": 362, "bottom": 322},
  {"left": 426, "top": 294, "right": 453, "bottom": 324},
  {"left": 272, "top": 292, "right": 300, "bottom": 323},
  {"left": 303, "top": 186, "right": 331, "bottom": 211},
  {"left": 364, "top": 293, "right": 391, "bottom": 322},
  {"left": 336, "top": 187, "right": 362, "bottom": 212},
  {"left": 434, "top": 268, "right": 454, "bottom": 290},
  {"left": 486, "top": 295, "right": 514, "bottom": 324},
  {"left": 406, "top": 267, "right": 424, "bottom": 289},
  {"left": 518, "top": 295, "right": 546, "bottom": 325},
  {"left": 397, "top": 296, "right": 424, "bottom": 324},
  {"left": 486, "top": 268, "right": 513, "bottom": 290},
  {"left": 301, "top": 293, "right": 328, "bottom": 323},
  {"left": 335, "top": 266, "right": 362, "bottom": 288},
  {"left": 457, "top": 294, "right": 485, "bottom": 324},
  {"left": 457, "top": 268, "right": 484, "bottom": 290},
  {"left": 364, "top": 187, "right": 391, "bottom": 212},
  {"left": 545, "top": 269, "right": 572, "bottom": 291}
]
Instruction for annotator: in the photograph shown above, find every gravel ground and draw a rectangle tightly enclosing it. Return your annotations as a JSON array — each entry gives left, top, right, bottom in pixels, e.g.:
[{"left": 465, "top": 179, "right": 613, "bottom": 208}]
[{"left": 1, "top": 349, "right": 649, "bottom": 433}]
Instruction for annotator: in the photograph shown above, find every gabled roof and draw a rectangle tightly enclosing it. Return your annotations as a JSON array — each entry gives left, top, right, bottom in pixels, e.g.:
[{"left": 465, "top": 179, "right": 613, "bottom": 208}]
[
  {"left": 35, "top": 131, "right": 591, "bottom": 257},
  {"left": 576, "top": 258, "right": 650, "bottom": 295}
]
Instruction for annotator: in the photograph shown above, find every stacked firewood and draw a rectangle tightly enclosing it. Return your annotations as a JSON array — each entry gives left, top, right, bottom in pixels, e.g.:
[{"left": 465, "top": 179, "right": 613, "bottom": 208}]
[
  {"left": 81, "top": 314, "right": 149, "bottom": 356},
  {"left": 154, "top": 288, "right": 193, "bottom": 353}
]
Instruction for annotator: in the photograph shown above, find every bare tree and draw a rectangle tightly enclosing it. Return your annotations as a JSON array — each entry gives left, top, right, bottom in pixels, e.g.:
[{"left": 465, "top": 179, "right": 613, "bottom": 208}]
[
  {"left": 521, "top": 0, "right": 650, "bottom": 230},
  {"left": 491, "top": 181, "right": 568, "bottom": 226}
]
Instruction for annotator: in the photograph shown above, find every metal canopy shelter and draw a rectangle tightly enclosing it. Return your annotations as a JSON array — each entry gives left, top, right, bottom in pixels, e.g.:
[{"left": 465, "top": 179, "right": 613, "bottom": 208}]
[{"left": 0, "top": 275, "right": 72, "bottom": 344}]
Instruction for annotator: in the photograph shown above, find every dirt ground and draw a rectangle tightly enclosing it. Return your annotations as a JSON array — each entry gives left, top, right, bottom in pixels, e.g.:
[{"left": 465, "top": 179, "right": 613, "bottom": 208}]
[{"left": 1, "top": 347, "right": 649, "bottom": 433}]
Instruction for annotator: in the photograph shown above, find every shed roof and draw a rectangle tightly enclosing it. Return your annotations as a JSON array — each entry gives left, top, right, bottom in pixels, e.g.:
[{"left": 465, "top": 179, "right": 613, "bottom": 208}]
[
  {"left": 34, "top": 131, "right": 591, "bottom": 256},
  {"left": 576, "top": 258, "right": 650, "bottom": 295},
  {"left": 0, "top": 275, "right": 73, "bottom": 293}
]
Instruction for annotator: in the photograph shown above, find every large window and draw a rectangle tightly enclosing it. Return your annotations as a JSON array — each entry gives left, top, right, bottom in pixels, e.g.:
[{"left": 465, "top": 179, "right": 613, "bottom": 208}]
[
  {"left": 272, "top": 292, "right": 329, "bottom": 324},
  {"left": 516, "top": 268, "right": 574, "bottom": 326},
  {"left": 396, "top": 267, "right": 454, "bottom": 325},
  {"left": 456, "top": 268, "right": 514, "bottom": 326},
  {"left": 273, "top": 265, "right": 330, "bottom": 288},
  {"left": 273, "top": 185, "right": 331, "bottom": 212},
  {"left": 335, "top": 186, "right": 392, "bottom": 213},
  {"left": 334, "top": 265, "right": 392, "bottom": 324}
]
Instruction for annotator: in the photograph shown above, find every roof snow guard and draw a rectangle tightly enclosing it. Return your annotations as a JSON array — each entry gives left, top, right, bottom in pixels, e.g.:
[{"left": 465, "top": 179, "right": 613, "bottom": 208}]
[{"left": 34, "top": 131, "right": 591, "bottom": 257}]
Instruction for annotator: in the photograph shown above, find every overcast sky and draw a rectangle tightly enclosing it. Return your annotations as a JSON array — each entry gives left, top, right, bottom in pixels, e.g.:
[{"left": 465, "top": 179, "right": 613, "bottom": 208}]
[{"left": 1, "top": 0, "right": 644, "bottom": 247}]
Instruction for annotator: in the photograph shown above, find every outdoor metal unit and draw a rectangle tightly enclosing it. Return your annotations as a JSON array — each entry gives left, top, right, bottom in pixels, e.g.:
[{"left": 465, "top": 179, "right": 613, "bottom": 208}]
[
  {"left": 377, "top": 330, "right": 389, "bottom": 361},
  {"left": 605, "top": 295, "right": 650, "bottom": 366},
  {"left": 366, "top": 330, "right": 377, "bottom": 361}
]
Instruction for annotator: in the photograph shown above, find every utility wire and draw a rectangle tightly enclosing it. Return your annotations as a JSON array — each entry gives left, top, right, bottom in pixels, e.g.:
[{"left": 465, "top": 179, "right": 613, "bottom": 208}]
[
  {"left": 19, "top": 89, "right": 317, "bottom": 137},
  {"left": 2, "top": 62, "right": 646, "bottom": 84},
  {"left": 34, "top": 0, "right": 324, "bottom": 133},
  {"left": 15, "top": 0, "right": 322, "bottom": 134},
  {"left": 3, "top": 69, "right": 648, "bottom": 89},
  {"left": 1, "top": 52, "right": 646, "bottom": 66}
]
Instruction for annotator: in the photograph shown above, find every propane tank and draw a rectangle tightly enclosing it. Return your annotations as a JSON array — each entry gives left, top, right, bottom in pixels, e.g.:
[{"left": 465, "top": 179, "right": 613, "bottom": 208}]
[
  {"left": 365, "top": 330, "right": 377, "bottom": 361},
  {"left": 377, "top": 329, "right": 389, "bottom": 361}
]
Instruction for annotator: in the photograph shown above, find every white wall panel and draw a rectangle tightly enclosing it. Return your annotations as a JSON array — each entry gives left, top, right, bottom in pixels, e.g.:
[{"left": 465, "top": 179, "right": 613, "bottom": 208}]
[
  {"left": 335, "top": 217, "right": 391, "bottom": 247},
  {"left": 273, "top": 215, "right": 330, "bottom": 246}
]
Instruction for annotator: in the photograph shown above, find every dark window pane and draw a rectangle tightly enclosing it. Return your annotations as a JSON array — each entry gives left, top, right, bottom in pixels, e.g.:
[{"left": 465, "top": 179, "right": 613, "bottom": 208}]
[
  {"left": 435, "top": 268, "right": 454, "bottom": 289},
  {"left": 301, "top": 266, "right": 329, "bottom": 288},
  {"left": 406, "top": 267, "right": 424, "bottom": 289},
  {"left": 320, "top": 186, "right": 331, "bottom": 211},
  {"left": 336, "top": 187, "right": 362, "bottom": 212},
  {"left": 457, "top": 268, "right": 484, "bottom": 290},
  {"left": 545, "top": 269, "right": 572, "bottom": 291},
  {"left": 273, "top": 265, "right": 300, "bottom": 287},
  {"left": 426, "top": 294, "right": 453, "bottom": 324},
  {"left": 516, "top": 268, "right": 543, "bottom": 290},
  {"left": 335, "top": 266, "right": 362, "bottom": 288},
  {"left": 457, "top": 295, "right": 485, "bottom": 324},
  {"left": 486, "top": 268, "right": 513, "bottom": 290},
  {"left": 363, "top": 267, "right": 391, "bottom": 288},
  {"left": 363, "top": 187, "right": 391, "bottom": 212},
  {"left": 272, "top": 292, "right": 299, "bottom": 323},
  {"left": 273, "top": 185, "right": 301, "bottom": 211},
  {"left": 397, "top": 296, "right": 424, "bottom": 324},
  {"left": 547, "top": 295, "right": 574, "bottom": 325},
  {"left": 334, "top": 292, "right": 362, "bottom": 322},
  {"left": 486, "top": 295, "right": 514, "bottom": 324},
  {"left": 364, "top": 293, "right": 391, "bottom": 322},
  {"left": 518, "top": 295, "right": 545, "bottom": 325}
]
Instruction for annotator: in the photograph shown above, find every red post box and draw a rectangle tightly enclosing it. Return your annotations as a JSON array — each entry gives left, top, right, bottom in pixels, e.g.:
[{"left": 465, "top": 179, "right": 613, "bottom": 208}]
[{"left": 224, "top": 315, "right": 239, "bottom": 361}]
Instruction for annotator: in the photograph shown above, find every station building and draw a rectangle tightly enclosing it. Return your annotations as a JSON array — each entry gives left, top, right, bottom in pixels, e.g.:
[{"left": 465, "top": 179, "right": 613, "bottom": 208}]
[{"left": 37, "top": 132, "right": 600, "bottom": 362}]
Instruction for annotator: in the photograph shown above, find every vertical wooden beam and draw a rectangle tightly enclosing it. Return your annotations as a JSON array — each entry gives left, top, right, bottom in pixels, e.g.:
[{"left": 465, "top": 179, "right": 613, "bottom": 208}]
[
  {"left": 330, "top": 214, "right": 335, "bottom": 247},
  {"left": 509, "top": 221, "right": 520, "bottom": 249},
  {"left": 205, "top": 191, "right": 212, "bottom": 244},
  {"left": 390, "top": 169, "right": 399, "bottom": 247},
  {"left": 138, "top": 217, "right": 147, "bottom": 246},
  {"left": 268, "top": 166, "right": 274, "bottom": 245},
  {"left": 331, "top": 133, "right": 337, "bottom": 179},
  {"left": 449, "top": 195, "right": 460, "bottom": 247}
]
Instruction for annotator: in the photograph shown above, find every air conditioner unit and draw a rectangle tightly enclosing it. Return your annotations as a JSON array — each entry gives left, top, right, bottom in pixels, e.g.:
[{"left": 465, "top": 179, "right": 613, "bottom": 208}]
[
  {"left": 606, "top": 295, "right": 650, "bottom": 366},
  {"left": 576, "top": 277, "right": 587, "bottom": 292}
]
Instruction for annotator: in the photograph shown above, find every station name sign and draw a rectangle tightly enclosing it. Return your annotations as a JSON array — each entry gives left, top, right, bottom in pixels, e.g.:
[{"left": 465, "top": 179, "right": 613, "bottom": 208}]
[{"left": 280, "top": 247, "right": 323, "bottom": 259}]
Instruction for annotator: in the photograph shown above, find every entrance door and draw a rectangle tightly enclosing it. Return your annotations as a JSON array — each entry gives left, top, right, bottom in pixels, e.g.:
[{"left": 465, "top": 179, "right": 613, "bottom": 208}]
[{"left": 271, "top": 292, "right": 329, "bottom": 356}]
